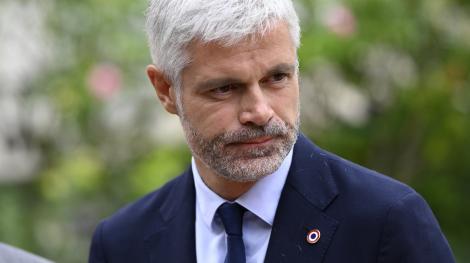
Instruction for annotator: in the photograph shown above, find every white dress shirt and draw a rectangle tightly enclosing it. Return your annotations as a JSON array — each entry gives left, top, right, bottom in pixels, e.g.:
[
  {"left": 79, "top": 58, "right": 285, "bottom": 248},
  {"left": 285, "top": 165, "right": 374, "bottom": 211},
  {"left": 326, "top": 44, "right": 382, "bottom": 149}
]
[{"left": 193, "top": 149, "right": 293, "bottom": 263}]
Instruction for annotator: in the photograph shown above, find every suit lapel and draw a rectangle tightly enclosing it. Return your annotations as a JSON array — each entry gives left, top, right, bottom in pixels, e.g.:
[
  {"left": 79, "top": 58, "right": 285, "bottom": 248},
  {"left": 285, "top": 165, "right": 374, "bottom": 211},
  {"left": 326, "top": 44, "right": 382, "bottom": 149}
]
[
  {"left": 265, "top": 134, "right": 340, "bottom": 263},
  {"left": 144, "top": 168, "right": 197, "bottom": 263}
]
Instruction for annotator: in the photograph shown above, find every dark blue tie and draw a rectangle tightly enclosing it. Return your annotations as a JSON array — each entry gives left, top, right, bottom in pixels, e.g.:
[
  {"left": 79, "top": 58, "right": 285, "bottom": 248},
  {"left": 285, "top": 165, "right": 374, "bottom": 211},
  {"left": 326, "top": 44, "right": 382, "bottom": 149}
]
[{"left": 217, "top": 202, "right": 246, "bottom": 263}]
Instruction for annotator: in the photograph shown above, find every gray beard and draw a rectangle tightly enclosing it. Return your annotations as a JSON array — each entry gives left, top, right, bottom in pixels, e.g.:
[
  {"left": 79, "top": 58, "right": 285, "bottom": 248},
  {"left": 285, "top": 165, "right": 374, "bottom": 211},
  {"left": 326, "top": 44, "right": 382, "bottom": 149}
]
[{"left": 180, "top": 115, "right": 299, "bottom": 182}]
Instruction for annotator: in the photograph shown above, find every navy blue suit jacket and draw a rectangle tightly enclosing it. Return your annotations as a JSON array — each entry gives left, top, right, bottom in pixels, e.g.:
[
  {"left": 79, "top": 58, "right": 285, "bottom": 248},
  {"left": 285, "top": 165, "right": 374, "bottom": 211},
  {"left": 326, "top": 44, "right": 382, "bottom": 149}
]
[{"left": 89, "top": 134, "right": 455, "bottom": 262}]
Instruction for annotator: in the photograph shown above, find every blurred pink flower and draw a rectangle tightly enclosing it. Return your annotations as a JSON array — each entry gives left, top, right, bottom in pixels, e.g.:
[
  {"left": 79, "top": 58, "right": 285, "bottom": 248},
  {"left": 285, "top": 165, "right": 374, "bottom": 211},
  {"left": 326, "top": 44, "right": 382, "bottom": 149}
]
[
  {"left": 323, "top": 5, "right": 357, "bottom": 38},
  {"left": 87, "top": 63, "right": 122, "bottom": 100}
]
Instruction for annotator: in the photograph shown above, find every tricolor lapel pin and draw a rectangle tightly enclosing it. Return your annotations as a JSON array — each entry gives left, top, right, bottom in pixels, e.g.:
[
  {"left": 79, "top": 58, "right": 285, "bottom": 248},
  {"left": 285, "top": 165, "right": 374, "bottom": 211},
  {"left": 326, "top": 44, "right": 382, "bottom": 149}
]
[{"left": 306, "top": 229, "right": 321, "bottom": 244}]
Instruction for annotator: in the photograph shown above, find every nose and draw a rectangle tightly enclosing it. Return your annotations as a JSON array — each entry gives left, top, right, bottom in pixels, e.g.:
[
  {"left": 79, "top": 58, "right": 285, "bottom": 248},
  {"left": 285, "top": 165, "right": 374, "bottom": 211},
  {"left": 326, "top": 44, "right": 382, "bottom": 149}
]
[{"left": 238, "top": 85, "right": 273, "bottom": 126}]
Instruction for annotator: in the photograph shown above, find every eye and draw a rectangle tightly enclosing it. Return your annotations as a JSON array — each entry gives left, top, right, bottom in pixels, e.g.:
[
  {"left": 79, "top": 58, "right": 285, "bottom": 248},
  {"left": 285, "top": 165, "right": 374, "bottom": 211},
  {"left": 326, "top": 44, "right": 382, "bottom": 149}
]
[
  {"left": 209, "top": 84, "right": 237, "bottom": 98},
  {"left": 214, "top": 85, "right": 232, "bottom": 93},
  {"left": 263, "top": 72, "right": 290, "bottom": 87},
  {"left": 271, "top": 73, "right": 289, "bottom": 82}
]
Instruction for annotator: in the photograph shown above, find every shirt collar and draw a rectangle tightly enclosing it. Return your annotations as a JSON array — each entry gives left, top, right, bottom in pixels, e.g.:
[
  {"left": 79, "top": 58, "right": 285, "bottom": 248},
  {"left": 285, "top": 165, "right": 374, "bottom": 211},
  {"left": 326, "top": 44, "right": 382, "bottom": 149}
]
[
  {"left": 192, "top": 148, "right": 293, "bottom": 228},
  {"left": 192, "top": 159, "right": 226, "bottom": 229}
]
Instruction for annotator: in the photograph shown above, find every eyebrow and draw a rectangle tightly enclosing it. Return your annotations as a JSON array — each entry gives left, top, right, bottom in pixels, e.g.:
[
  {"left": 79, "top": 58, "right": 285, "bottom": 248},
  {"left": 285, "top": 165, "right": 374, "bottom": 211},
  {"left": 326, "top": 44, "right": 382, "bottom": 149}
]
[
  {"left": 195, "top": 63, "right": 297, "bottom": 91},
  {"left": 195, "top": 77, "right": 241, "bottom": 91},
  {"left": 265, "top": 63, "right": 297, "bottom": 76}
]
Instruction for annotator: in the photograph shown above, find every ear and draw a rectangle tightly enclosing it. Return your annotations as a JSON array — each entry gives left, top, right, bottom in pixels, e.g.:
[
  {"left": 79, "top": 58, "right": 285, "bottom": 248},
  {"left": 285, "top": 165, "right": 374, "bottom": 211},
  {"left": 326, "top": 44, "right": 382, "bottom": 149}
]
[{"left": 146, "top": 65, "right": 178, "bottom": 115}]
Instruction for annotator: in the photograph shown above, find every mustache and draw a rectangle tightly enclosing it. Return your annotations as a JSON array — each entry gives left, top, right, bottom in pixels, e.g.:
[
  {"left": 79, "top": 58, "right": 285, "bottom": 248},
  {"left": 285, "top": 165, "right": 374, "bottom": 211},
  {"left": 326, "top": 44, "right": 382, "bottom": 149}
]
[{"left": 218, "top": 120, "right": 290, "bottom": 144}]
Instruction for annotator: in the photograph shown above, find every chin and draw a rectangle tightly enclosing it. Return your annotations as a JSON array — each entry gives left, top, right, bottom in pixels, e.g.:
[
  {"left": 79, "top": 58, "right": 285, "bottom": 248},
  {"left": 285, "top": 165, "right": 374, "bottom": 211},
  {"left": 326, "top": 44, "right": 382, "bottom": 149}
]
[{"left": 214, "top": 154, "right": 283, "bottom": 183}]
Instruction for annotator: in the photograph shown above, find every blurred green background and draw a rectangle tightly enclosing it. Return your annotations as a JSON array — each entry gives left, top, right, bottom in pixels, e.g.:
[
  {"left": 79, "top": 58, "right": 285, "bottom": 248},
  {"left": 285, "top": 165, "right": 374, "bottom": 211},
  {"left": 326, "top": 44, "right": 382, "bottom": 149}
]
[{"left": 0, "top": 0, "right": 468, "bottom": 262}]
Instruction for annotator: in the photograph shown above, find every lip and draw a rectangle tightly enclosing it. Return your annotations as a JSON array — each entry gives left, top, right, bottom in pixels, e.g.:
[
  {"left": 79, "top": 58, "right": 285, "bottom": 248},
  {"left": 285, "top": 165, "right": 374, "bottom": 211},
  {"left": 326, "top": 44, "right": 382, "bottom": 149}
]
[{"left": 233, "top": 136, "right": 273, "bottom": 145}]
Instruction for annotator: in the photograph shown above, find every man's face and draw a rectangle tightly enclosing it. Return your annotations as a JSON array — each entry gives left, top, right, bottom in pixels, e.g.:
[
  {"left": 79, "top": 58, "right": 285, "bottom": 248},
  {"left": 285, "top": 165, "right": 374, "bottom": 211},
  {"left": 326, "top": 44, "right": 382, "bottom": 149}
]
[{"left": 179, "top": 22, "right": 300, "bottom": 182}]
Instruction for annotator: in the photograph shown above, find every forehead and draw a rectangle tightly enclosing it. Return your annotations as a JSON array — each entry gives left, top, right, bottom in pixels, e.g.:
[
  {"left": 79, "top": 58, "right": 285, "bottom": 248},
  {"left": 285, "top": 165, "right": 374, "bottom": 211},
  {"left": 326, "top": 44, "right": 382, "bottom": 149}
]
[{"left": 182, "top": 22, "right": 296, "bottom": 84}]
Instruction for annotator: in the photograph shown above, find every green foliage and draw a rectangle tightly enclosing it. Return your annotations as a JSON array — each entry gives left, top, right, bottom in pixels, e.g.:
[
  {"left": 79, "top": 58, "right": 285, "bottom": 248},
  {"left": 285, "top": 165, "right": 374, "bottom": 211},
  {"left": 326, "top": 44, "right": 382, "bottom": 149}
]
[
  {"left": 1, "top": 0, "right": 468, "bottom": 262},
  {"left": 128, "top": 147, "right": 191, "bottom": 199}
]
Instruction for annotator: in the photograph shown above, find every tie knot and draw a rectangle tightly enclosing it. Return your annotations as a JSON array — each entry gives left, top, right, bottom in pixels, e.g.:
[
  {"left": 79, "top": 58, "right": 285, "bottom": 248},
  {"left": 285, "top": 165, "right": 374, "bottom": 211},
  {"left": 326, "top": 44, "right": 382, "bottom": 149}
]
[{"left": 217, "top": 202, "right": 246, "bottom": 236}]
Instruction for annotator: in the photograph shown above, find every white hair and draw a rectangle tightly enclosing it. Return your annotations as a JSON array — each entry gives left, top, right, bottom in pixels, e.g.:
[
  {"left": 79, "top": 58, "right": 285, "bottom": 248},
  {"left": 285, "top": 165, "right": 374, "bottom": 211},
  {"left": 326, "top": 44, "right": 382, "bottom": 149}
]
[{"left": 145, "top": 0, "right": 300, "bottom": 92}]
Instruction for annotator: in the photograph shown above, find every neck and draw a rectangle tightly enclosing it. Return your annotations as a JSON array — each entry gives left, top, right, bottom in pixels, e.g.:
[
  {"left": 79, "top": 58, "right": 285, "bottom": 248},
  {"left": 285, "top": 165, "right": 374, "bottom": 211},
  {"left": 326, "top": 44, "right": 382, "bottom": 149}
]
[{"left": 194, "top": 158, "right": 256, "bottom": 201}]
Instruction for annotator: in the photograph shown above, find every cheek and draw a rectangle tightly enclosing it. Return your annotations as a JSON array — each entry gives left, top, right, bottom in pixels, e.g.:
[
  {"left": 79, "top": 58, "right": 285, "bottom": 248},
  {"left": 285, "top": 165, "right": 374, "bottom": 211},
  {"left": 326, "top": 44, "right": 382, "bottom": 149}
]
[
  {"left": 182, "top": 98, "right": 239, "bottom": 135},
  {"left": 271, "top": 88, "right": 299, "bottom": 122}
]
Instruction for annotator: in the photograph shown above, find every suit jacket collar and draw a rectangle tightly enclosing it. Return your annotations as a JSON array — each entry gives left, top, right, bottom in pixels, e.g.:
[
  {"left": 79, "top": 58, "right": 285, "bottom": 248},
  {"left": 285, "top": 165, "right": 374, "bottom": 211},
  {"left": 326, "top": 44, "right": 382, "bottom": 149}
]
[
  {"left": 144, "top": 133, "right": 339, "bottom": 262},
  {"left": 144, "top": 167, "right": 197, "bottom": 263},
  {"left": 264, "top": 134, "right": 340, "bottom": 262},
  {"left": 284, "top": 133, "right": 339, "bottom": 211}
]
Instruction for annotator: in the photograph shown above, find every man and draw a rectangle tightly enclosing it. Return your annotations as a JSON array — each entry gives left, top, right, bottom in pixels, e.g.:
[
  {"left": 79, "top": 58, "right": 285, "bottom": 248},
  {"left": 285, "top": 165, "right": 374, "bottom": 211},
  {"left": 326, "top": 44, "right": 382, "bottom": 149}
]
[
  {"left": 89, "top": 0, "right": 455, "bottom": 262},
  {"left": 0, "top": 243, "right": 53, "bottom": 263}
]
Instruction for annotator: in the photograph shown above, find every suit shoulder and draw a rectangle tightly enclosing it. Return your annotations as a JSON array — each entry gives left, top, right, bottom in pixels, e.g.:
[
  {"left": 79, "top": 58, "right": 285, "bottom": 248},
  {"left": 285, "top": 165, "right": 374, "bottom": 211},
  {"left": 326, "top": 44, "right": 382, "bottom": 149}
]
[
  {"left": 98, "top": 170, "right": 189, "bottom": 238},
  {"left": 89, "top": 168, "right": 194, "bottom": 261},
  {"left": 317, "top": 146, "right": 416, "bottom": 206},
  {"left": 292, "top": 135, "right": 417, "bottom": 211}
]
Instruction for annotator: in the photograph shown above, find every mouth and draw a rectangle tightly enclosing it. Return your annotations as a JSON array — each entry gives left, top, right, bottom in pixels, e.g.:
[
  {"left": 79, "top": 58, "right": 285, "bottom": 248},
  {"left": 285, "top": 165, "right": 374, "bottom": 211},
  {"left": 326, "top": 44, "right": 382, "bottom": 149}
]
[{"left": 230, "top": 136, "right": 274, "bottom": 146}]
